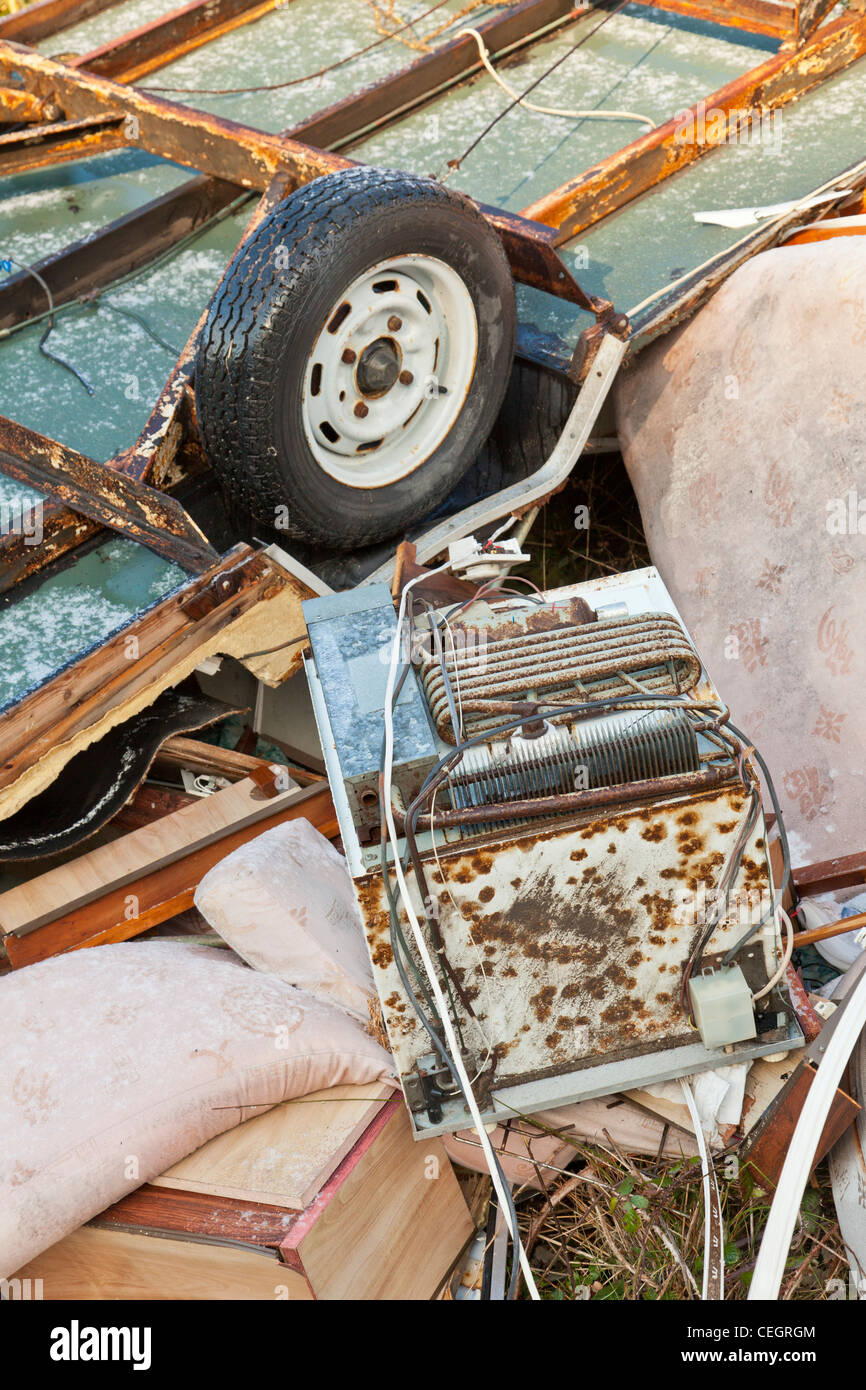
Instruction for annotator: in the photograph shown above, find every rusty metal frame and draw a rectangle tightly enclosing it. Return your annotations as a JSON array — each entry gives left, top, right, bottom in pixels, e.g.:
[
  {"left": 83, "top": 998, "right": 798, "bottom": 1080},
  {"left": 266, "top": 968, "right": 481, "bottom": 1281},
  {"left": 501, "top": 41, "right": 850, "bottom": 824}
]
[{"left": 0, "top": 0, "right": 865, "bottom": 596}]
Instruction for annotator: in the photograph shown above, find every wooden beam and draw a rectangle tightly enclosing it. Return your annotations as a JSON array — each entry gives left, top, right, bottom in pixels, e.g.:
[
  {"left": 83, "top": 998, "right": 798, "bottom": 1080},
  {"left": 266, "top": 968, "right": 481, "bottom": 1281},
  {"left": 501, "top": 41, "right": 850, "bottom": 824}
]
[
  {"left": 0, "top": 774, "right": 307, "bottom": 934},
  {"left": 520, "top": 11, "right": 866, "bottom": 242},
  {"left": 155, "top": 734, "right": 323, "bottom": 786},
  {"left": 793, "top": 848, "right": 866, "bottom": 897},
  {"left": 742, "top": 1060, "right": 861, "bottom": 1191},
  {"left": 72, "top": 0, "right": 284, "bottom": 84},
  {"left": 1, "top": 783, "right": 339, "bottom": 966},
  {"left": 0, "top": 413, "right": 218, "bottom": 572},
  {"left": 0, "top": 0, "right": 127, "bottom": 45}
]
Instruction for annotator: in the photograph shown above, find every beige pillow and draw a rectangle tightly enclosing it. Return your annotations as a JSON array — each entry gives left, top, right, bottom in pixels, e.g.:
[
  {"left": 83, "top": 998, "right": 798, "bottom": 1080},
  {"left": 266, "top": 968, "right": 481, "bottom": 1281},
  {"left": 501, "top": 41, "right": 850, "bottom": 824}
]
[
  {"left": 194, "top": 819, "right": 375, "bottom": 1022},
  {"left": 0, "top": 941, "right": 394, "bottom": 1278}
]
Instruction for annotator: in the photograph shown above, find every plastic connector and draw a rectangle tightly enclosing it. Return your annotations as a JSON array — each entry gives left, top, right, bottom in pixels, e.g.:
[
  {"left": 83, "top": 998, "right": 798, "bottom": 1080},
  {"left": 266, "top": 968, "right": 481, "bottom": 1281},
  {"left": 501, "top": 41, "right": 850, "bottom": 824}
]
[
  {"left": 689, "top": 965, "right": 756, "bottom": 1050},
  {"left": 447, "top": 534, "right": 531, "bottom": 583}
]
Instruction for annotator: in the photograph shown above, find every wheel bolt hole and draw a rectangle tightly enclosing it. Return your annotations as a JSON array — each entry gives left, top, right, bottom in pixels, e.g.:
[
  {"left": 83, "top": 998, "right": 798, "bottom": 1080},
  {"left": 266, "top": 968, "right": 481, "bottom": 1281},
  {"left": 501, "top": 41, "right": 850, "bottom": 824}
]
[{"left": 327, "top": 302, "right": 351, "bottom": 334}]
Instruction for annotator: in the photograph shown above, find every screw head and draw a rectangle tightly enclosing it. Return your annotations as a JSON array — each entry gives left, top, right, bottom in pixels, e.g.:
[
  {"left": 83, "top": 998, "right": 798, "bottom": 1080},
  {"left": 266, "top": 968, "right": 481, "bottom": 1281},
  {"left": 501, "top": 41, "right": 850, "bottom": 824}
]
[
  {"left": 387, "top": 315, "right": 402, "bottom": 332},
  {"left": 354, "top": 401, "right": 369, "bottom": 418},
  {"left": 341, "top": 347, "right": 356, "bottom": 364},
  {"left": 398, "top": 370, "right": 414, "bottom": 385}
]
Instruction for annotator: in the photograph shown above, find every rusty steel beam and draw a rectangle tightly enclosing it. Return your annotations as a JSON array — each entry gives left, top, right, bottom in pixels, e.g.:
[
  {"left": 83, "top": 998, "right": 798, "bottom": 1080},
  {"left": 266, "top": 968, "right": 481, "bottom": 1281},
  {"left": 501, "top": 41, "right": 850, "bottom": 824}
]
[
  {"left": 0, "top": 86, "right": 62, "bottom": 123},
  {"left": 0, "top": 0, "right": 127, "bottom": 45},
  {"left": 630, "top": 0, "right": 795, "bottom": 39},
  {"left": 0, "top": 113, "right": 126, "bottom": 177},
  {"left": 520, "top": 10, "right": 866, "bottom": 242},
  {"left": 290, "top": 0, "right": 581, "bottom": 150},
  {"left": 0, "top": 415, "right": 218, "bottom": 572},
  {"left": 794, "top": 0, "right": 837, "bottom": 44},
  {"left": 0, "top": 0, "right": 579, "bottom": 336},
  {"left": 0, "top": 175, "right": 242, "bottom": 330},
  {"left": 0, "top": 185, "right": 287, "bottom": 591},
  {"left": 0, "top": 41, "right": 354, "bottom": 189},
  {"left": 71, "top": 0, "right": 284, "bottom": 84}
]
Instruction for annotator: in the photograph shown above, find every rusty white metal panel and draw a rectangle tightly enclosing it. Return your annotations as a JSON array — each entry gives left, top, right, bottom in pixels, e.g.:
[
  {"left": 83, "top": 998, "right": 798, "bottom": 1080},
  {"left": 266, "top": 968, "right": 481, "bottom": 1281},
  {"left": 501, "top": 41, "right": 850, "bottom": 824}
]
[{"left": 356, "top": 782, "right": 793, "bottom": 1133}]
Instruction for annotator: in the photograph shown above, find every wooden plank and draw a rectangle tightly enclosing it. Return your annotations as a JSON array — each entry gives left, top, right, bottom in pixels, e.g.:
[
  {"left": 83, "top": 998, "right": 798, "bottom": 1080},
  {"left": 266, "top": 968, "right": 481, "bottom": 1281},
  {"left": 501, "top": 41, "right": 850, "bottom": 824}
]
[
  {"left": 155, "top": 1084, "right": 396, "bottom": 1210},
  {"left": 793, "top": 848, "right": 866, "bottom": 896},
  {"left": 13, "top": 1103, "right": 470, "bottom": 1299},
  {"left": 0, "top": 414, "right": 217, "bottom": 572},
  {"left": 520, "top": 11, "right": 866, "bottom": 242},
  {"left": 0, "top": 545, "right": 312, "bottom": 820},
  {"left": 92, "top": 1184, "right": 301, "bottom": 1246},
  {"left": 155, "top": 734, "right": 323, "bottom": 786},
  {"left": 113, "top": 781, "right": 197, "bottom": 830},
  {"left": 284, "top": 1100, "right": 474, "bottom": 1301},
  {"left": 1, "top": 783, "right": 338, "bottom": 967},
  {"left": 0, "top": 775, "right": 313, "bottom": 936},
  {"left": 0, "top": 0, "right": 128, "bottom": 45},
  {"left": 73, "top": 0, "right": 283, "bottom": 84},
  {"left": 13, "top": 1223, "right": 311, "bottom": 1300},
  {"left": 742, "top": 1060, "right": 861, "bottom": 1190}
]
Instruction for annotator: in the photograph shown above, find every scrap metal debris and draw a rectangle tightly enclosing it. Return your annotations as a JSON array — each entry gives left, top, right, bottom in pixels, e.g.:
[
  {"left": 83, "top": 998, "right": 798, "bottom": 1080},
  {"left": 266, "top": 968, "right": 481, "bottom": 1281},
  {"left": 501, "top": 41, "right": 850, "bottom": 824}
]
[{"left": 0, "top": 0, "right": 864, "bottom": 1313}]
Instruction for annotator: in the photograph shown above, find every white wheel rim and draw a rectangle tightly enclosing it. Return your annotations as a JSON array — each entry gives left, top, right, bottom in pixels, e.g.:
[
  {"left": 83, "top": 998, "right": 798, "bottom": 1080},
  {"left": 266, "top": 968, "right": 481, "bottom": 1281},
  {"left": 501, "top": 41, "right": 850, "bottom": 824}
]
[{"left": 300, "top": 254, "right": 478, "bottom": 489}]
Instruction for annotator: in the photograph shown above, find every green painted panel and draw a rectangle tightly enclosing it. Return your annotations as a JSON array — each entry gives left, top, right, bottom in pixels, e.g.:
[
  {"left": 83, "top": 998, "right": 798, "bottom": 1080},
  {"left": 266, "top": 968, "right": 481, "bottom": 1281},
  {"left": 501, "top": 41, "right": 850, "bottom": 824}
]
[{"left": 0, "top": 536, "right": 186, "bottom": 712}]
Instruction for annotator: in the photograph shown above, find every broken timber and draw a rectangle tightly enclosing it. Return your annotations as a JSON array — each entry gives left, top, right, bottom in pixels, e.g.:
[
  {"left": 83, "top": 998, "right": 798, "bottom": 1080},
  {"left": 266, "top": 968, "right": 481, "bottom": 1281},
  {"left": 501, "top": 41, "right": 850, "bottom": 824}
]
[{"left": 0, "top": 544, "right": 313, "bottom": 822}]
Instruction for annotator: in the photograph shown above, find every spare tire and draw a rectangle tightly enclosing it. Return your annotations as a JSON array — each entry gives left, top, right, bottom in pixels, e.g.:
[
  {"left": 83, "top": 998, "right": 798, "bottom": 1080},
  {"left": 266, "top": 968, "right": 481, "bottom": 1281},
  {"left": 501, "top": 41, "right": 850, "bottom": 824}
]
[{"left": 195, "top": 167, "right": 516, "bottom": 550}]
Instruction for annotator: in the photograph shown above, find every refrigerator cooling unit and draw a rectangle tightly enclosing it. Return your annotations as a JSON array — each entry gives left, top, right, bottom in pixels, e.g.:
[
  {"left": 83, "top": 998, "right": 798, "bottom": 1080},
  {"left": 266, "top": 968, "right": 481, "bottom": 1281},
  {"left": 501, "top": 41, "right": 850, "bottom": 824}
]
[{"left": 303, "top": 567, "right": 802, "bottom": 1136}]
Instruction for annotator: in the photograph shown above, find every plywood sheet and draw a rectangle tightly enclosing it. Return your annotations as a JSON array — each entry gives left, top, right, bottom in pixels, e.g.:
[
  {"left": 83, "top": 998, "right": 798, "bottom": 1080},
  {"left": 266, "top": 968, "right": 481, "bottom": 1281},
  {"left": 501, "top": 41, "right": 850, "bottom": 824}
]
[{"left": 155, "top": 1083, "right": 394, "bottom": 1210}]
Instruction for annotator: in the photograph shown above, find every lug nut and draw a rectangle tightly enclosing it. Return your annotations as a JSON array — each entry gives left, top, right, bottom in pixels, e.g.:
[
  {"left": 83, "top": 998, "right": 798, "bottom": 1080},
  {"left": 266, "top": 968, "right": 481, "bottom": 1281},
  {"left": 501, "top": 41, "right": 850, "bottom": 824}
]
[
  {"left": 398, "top": 370, "right": 414, "bottom": 385},
  {"left": 341, "top": 347, "right": 356, "bottom": 364},
  {"left": 387, "top": 315, "right": 402, "bottom": 332},
  {"left": 354, "top": 401, "right": 369, "bottom": 418}
]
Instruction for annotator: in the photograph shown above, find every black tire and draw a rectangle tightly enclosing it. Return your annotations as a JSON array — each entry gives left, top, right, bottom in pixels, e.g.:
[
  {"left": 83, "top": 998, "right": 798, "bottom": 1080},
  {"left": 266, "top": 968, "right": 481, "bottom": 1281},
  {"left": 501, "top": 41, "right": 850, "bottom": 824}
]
[{"left": 195, "top": 167, "right": 516, "bottom": 550}]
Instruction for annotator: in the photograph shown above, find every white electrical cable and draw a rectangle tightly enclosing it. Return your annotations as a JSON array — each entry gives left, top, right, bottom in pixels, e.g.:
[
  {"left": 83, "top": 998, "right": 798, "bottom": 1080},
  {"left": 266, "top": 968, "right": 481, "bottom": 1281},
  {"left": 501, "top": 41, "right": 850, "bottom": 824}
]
[
  {"left": 679, "top": 1079, "right": 724, "bottom": 1300},
  {"left": 752, "top": 903, "right": 794, "bottom": 1003},
  {"left": 384, "top": 561, "right": 542, "bottom": 1300},
  {"left": 457, "top": 27, "right": 655, "bottom": 129},
  {"left": 750, "top": 966, "right": 866, "bottom": 1299}
]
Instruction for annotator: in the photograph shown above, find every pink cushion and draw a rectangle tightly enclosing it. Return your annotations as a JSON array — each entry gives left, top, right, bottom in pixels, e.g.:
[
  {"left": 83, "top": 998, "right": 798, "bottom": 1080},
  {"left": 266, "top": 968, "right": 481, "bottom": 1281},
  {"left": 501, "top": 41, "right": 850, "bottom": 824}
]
[
  {"left": 194, "top": 820, "right": 374, "bottom": 1022},
  {"left": 616, "top": 238, "right": 866, "bottom": 865},
  {"left": 0, "top": 942, "right": 394, "bottom": 1277}
]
